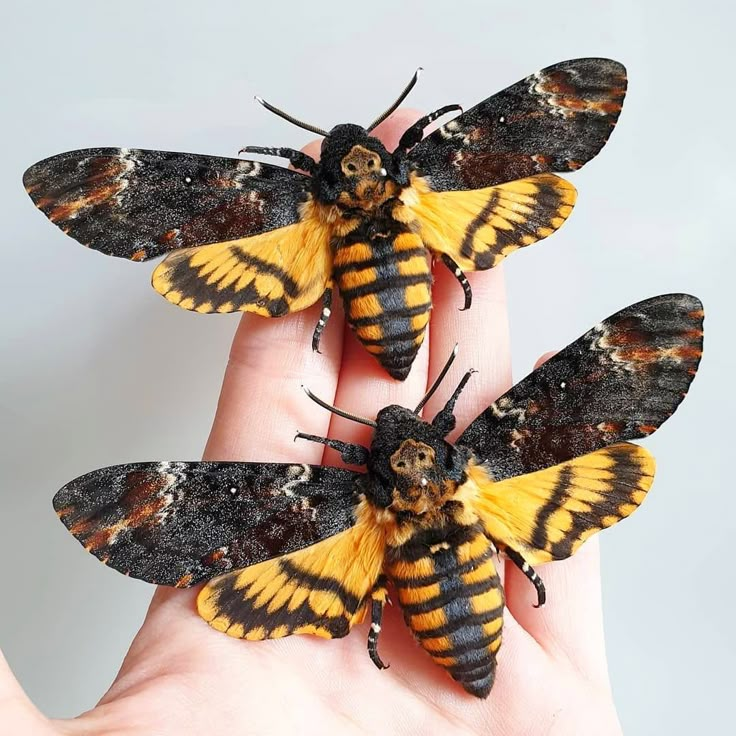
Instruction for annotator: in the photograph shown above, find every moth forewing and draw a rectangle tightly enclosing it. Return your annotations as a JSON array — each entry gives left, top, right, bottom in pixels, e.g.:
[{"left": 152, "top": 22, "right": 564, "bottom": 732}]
[
  {"left": 52, "top": 294, "right": 701, "bottom": 698},
  {"left": 25, "top": 58, "right": 627, "bottom": 380}
]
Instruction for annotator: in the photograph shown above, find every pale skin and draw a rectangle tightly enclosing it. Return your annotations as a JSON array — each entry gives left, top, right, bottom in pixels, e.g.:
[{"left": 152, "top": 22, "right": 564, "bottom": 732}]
[{"left": 0, "top": 112, "right": 623, "bottom": 735}]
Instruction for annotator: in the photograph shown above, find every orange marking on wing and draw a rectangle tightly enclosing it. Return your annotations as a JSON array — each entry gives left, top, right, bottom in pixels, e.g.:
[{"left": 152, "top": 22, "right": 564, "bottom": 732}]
[
  {"left": 83, "top": 527, "right": 115, "bottom": 553},
  {"left": 669, "top": 345, "right": 702, "bottom": 361},
  {"left": 605, "top": 329, "right": 649, "bottom": 346},
  {"left": 56, "top": 505, "right": 74, "bottom": 520},
  {"left": 121, "top": 472, "right": 169, "bottom": 508},
  {"left": 48, "top": 182, "right": 122, "bottom": 222},
  {"left": 203, "top": 548, "right": 226, "bottom": 566},
  {"left": 176, "top": 573, "right": 194, "bottom": 588},
  {"left": 127, "top": 496, "right": 167, "bottom": 525},
  {"left": 554, "top": 96, "right": 622, "bottom": 115},
  {"left": 615, "top": 346, "right": 662, "bottom": 362},
  {"left": 69, "top": 518, "right": 93, "bottom": 536}
]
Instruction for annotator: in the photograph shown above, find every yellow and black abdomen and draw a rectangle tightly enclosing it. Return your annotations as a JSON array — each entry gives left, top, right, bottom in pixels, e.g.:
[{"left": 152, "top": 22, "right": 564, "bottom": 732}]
[
  {"left": 333, "top": 213, "right": 432, "bottom": 380},
  {"left": 387, "top": 525, "right": 503, "bottom": 698}
]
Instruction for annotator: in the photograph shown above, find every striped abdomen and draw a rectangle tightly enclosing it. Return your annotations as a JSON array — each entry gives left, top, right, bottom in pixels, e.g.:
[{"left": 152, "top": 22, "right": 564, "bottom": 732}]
[
  {"left": 388, "top": 525, "right": 503, "bottom": 698},
  {"left": 333, "top": 215, "right": 432, "bottom": 380}
]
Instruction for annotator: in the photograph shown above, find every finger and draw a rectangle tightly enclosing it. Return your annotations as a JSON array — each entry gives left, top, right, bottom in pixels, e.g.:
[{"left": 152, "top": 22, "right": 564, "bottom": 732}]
[
  {"left": 416, "top": 251, "right": 611, "bottom": 730},
  {"left": 324, "top": 109, "right": 432, "bottom": 455},
  {"left": 321, "top": 139, "right": 549, "bottom": 722},
  {"left": 307, "top": 111, "right": 440, "bottom": 697},
  {"left": 415, "top": 241, "right": 536, "bottom": 699},
  {"left": 502, "top": 351, "right": 611, "bottom": 685},
  {"left": 422, "top": 263, "right": 511, "bottom": 438},
  {"left": 204, "top": 292, "right": 344, "bottom": 465},
  {"left": 422, "top": 251, "right": 511, "bottom": 591},
  {"left": 184, "top": 111, "right": 438, "bottom": 719}
]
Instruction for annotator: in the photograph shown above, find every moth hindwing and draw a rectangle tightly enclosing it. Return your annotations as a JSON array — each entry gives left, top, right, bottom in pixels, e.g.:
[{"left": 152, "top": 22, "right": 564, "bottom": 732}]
[
  {"left": 55, "top": 294, "right": 702, "bottom": 698},
  {"left": 26, "top": 58, "right": 626, "bottom": 380}
]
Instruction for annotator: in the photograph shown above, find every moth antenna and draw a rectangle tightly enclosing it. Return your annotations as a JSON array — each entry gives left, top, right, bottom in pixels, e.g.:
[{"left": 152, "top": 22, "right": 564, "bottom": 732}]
[
  {"left": 301, "top": 386, "right": 377, "bottom": 428},
  {"left": 367, "top": 68, "right": 423, "bottom": 132},
  {"left": 254, "top": 96, "right": 330, "bottom": 137},
  {"left": 414, "top": 344, "right": 459, "bottom": 414}
]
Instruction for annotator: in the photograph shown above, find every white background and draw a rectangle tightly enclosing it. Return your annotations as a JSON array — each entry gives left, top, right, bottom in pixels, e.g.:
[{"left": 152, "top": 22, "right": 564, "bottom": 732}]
[{"left": 1, "top": 1, "right": 732, "bottom": 732}]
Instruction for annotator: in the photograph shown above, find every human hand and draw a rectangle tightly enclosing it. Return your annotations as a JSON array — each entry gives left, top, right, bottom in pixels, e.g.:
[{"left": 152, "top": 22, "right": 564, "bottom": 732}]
[{"left": 1, "top": 112, "right": 623, "bottom": 736}]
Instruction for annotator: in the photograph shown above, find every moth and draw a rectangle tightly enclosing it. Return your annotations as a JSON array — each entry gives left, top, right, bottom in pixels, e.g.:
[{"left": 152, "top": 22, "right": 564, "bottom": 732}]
[
  {"left": 25, "top": 58, "right": 626, "bottom": 380},
  {"left": 55, "top": 294, "right": 703, "bottom": 697}
]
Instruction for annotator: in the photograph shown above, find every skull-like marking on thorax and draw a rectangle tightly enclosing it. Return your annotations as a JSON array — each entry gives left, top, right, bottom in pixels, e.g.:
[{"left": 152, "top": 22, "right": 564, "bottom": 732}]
[
  {"left": 389, "top": 439, "right": 457, "bottom": 516},
  {"left": 337, "top": 145, "right": 397, "bottom": 208},
  {"left": 341, "top": 145, "right": 382, "bottom": 177}
]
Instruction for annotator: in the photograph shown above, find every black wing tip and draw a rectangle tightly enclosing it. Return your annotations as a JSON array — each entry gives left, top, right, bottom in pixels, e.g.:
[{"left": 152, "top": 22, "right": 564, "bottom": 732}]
[
  {"left": 52, "top": 473, "right": 91, "bottom": 519},
  {"left": 548, "top": 57, "right": 627, "bottom": 76},
  {"left": 51, "top": 463, "right": 126, "bottom": 515},
  {"left": 606, "top": 293, "right": 705, "bottom": 339},
  {"left": 22, "top": 164, "right": 37, "bottom": 189},
  {"left": 23, "top": 148, "right": 122, "bottom": 196},
  {"left": 630, "top": 293, "right": 704, "bottom": 316},
  {"left": 604, "top": 292, "right": 705, "bottom": 404},
  {"left": 52, "top": 488, "right": 70, "bottom": 516},
  {"left": 26, "top": 147, "right": 120, "bottom": 166}
]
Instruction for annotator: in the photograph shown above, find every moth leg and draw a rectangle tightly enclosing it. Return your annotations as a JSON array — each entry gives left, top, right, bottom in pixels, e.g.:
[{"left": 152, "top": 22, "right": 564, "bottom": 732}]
[
  {"left": 505, "top": 547, "right": 546, "bottom": 608},
  {"left": 367, "top": 580, "right": 389, "bottom": 670},
  {"left": 440, "top": 254, "right": 472, "bottom": 311},
  {"left": 295, "top": 432, "right": 369, "bottom": 466},
  {"left": 395, "top": 104, "right": 463, "bottom": 153},
  {"left": 431, "top": 369, "right": 476, "bottom": 436},
  {"left": 312, "top": 286, "right": 333, "bottom": 353},
  {"left": 239, "top": 146, "right": 318, "bottom": 175}
]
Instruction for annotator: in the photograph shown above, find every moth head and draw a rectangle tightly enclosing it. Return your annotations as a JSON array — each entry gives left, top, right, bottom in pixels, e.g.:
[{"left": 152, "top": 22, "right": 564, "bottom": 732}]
[
  {"left": 366, "top": 405, "right": 469, "bottom": 509},
  {"left": 316, "top": 124, "right": 402, "bottom": 206},
  {"left": 298, "top": 346, "right": 472, "bottom": 509},
  {"left": 253, "top": 71, "right": 423, "bottom": 205}
]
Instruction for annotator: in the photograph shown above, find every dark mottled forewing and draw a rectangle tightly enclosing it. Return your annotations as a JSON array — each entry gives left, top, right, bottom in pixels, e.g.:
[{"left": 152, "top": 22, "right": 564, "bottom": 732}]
[
  {"left": 459, "top": 294, "right": 704, "bottom": 480},
  {"left": 409, "top": 58, "right": 627, "bottom": 191},
  {"left": 24, "top": 148, "right": 309, "bottom": 260},
  {"left": 53, "top": 461, "right": 360, "bottom": 587}
]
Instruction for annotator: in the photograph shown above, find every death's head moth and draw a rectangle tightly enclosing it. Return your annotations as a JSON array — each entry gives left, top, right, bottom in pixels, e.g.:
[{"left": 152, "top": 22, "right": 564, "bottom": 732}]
[
  {"left": 54, "top": 294, "right": 702, "bottom": 697},
  {"left": 25, "top": 58, "right": 626, "bottom": 379}
]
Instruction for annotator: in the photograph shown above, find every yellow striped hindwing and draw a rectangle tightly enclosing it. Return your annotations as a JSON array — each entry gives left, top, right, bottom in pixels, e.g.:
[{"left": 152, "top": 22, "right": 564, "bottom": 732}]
[
  {"left": 151, "top": 215, "right": 332, "bottom": 315},
  {"left": 471, "top": 443, "right": 655, "bottom": 563},
  {"left": 197, "top": 503, "right": 386, "bottom": 640},
  {"left": 407, "top": 173, "right": 576, "bottom": 271}
]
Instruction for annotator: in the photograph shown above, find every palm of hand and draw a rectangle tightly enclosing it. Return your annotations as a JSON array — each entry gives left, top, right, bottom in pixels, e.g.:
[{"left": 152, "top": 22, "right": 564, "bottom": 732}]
[{"left": 2, "top": 114, "right": 622, "bottom": 736}]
